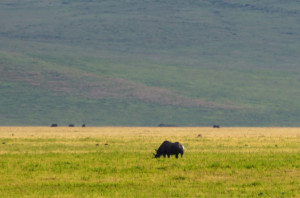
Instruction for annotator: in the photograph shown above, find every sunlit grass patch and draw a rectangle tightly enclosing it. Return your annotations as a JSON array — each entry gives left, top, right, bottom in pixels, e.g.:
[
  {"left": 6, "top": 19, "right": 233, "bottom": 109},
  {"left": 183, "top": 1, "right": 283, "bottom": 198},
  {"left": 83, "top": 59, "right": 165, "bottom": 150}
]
[{"left": 0, "top": 127, "right": 299, "bottom": 197}]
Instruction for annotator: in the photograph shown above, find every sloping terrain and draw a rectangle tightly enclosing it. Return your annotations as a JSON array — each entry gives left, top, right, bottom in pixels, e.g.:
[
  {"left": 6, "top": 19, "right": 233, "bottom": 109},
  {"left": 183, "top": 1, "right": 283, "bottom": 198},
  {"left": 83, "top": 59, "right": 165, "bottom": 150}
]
[{"left": 0, "top": 0, "right": 299, "bottom": 126}]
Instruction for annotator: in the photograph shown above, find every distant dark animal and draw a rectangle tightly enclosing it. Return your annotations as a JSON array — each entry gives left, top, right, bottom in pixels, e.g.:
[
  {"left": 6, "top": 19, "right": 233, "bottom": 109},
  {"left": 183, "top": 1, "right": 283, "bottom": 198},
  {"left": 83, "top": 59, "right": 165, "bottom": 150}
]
[
  {"left": 51, "top": 124, "right": 58, "bottom": 127},
  {"left": 197, "top": 134, "right": 202, "bottom": 138},
  {"left": 213, "top": 125, "right": 220, "bottom": 128},
  {"left": 82, "top": 124, "right": 86, "bottom": 127},
  {"left": 158, "top": 123, "right": 176, "bottom": 127},
  {"left": 154, "top": 141, "right": 185, "bottom": 159},
  {"left": 69, "top": 124, "right": 74, "bottom": 127}
]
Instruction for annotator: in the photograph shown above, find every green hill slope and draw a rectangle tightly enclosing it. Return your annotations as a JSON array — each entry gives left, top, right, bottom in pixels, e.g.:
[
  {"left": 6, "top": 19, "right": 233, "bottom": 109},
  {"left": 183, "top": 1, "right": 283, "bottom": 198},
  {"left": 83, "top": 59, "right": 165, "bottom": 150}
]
[{"left": 0, "top": 0, "right": 299, "bottom": 126}]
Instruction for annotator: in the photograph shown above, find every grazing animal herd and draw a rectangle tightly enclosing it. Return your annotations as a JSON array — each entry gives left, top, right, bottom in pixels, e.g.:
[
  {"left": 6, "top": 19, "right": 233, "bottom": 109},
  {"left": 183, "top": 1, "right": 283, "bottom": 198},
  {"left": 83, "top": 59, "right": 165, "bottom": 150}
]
[{"left": 51, "top": 124, "right": 86, "bottom": 127}]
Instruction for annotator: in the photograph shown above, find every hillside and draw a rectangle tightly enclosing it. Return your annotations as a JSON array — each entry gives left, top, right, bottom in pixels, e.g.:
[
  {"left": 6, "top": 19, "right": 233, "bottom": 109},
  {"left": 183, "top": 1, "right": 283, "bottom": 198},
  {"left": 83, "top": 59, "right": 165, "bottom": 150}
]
[{"left": 0, "top": 0, "right": 299, "bottom": 126}]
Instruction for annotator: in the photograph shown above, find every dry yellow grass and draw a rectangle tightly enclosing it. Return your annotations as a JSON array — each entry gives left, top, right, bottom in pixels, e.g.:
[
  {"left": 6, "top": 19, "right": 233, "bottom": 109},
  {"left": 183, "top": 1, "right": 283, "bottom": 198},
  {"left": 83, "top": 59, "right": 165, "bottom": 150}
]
[
  {"left": 1, "top": 127, "right": 298, "bottom": 155},
  {"left": 0, "top": 126, "right": 299, "bottom": 138}
]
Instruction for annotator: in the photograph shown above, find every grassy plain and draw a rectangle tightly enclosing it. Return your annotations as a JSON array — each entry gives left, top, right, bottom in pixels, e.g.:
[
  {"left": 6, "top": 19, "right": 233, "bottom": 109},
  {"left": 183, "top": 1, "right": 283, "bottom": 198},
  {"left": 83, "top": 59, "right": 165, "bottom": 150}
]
[
  {"left": 0, "top": 127, "right": 299, "bottom": 197},
  {"left": 1, "top": 1, "right": 300, "bottom": 126}
]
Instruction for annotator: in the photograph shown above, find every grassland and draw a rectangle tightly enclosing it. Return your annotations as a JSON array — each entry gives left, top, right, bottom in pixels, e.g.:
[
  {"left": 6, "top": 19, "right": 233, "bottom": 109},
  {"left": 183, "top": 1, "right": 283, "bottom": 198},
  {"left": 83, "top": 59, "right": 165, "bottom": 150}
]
[
  {"left": 0, "top": 0, "right": 300, "bottom": 126},
  {"left": 0, "top": 127, "right": 299, "bottom": 197}
]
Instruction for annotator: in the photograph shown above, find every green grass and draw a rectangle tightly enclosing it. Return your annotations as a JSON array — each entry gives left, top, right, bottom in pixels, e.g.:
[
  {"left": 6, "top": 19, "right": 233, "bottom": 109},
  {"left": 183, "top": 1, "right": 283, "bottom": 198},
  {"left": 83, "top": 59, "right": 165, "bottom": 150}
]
[
  {"left": 0, "top": 127, "right": 299, "bottom": 197},
  {"left": 0, "top": 1, "right": 300, "bottom": 126},
  {"left": 1, "top": 50, "right": 299, "bottom": 126}
]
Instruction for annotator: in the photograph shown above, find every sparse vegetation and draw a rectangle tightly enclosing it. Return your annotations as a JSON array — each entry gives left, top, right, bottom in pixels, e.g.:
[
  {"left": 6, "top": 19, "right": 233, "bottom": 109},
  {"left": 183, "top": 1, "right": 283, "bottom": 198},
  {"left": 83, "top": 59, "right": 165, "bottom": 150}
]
[{"left": 0, "top": 127, "right": 299, "bottom": 197}]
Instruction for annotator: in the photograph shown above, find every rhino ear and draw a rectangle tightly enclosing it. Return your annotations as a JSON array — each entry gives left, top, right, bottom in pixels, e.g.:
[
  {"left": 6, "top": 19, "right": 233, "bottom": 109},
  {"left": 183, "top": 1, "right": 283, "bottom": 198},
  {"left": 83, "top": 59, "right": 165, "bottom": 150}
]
[{"left": 154, "top": 149, "right": 157, "bottom": 152}]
